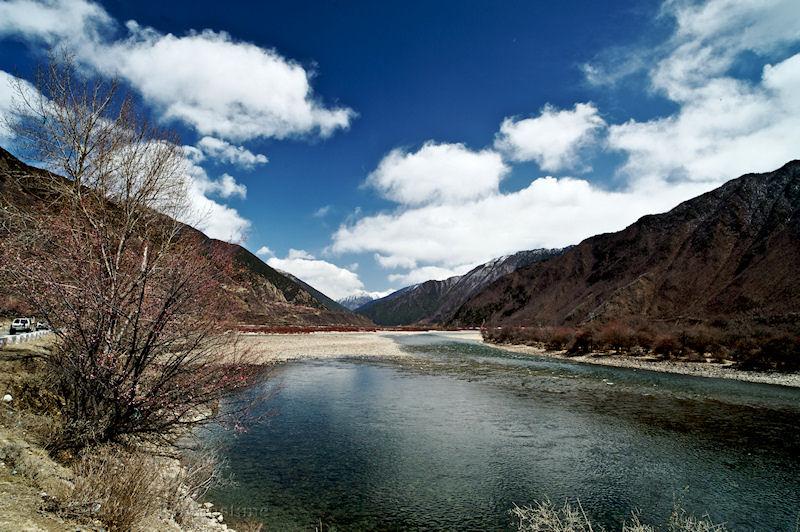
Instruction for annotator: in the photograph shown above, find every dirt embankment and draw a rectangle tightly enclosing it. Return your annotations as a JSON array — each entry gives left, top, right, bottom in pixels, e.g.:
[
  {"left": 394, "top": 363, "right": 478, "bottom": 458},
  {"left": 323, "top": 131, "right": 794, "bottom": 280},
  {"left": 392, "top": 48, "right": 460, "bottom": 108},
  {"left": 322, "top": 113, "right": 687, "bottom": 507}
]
[{"left": 0, "top": 341, "right": 235, "bottom": 531}]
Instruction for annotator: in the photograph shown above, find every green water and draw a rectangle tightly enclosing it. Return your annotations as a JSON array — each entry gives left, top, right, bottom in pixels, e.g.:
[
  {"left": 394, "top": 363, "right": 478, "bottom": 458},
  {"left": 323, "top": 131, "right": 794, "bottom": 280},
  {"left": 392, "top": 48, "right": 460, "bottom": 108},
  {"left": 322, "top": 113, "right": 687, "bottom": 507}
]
[{"left": 207, "top": 333, "right": 800, "bottom": 531}]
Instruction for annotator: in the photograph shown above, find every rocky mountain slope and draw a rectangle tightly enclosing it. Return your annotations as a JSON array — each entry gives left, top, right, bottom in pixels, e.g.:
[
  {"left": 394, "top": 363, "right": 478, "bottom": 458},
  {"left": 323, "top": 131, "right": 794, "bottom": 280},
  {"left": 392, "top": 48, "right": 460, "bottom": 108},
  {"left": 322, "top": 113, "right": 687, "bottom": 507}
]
[
  {"left": 0, "top": 147, "right": 370, "bottom": 327},
  {"left": 357, "top": 249, "right": 562, "bottom": 326},
  {"left": 451, "top": 161, "right": 800, "bottom": 329}
]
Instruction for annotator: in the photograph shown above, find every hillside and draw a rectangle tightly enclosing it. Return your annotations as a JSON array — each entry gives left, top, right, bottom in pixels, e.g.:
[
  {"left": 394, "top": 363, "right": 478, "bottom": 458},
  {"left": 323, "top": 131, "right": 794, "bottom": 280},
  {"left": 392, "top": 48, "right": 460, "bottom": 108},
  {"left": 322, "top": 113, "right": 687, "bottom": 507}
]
[
  {"left": 451, "top": 161, "right": 800, "bottom": 329},
  {"left": 0, "top": 147, "right": 370, "bottom": 327},
  {"left": 357, "top": 249, "right": 562, "bottom": 326}
]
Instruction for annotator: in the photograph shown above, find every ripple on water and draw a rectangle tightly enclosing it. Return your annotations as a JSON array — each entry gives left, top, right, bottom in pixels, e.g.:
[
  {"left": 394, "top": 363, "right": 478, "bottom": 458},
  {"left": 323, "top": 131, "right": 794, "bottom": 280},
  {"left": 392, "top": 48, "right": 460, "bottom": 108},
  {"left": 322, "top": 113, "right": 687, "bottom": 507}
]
[{"left": 207, "top": 335, "right": 800, "bottom": 531}]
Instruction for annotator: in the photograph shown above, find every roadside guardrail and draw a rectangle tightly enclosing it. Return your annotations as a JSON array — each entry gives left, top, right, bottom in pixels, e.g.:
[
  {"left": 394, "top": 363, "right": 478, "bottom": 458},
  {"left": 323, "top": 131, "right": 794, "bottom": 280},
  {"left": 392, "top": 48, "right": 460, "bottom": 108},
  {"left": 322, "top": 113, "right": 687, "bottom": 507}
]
[{"left": 0, "top": 330, "right": 51, "bottom": 348}]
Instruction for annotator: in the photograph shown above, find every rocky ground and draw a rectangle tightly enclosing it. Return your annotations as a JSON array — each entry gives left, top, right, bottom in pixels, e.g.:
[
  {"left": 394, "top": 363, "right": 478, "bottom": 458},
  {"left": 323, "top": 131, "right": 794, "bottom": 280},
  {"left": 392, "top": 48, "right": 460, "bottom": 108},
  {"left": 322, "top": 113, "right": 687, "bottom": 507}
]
[{"left": 492, "top": 342, "right": 800, "bottom": 387}]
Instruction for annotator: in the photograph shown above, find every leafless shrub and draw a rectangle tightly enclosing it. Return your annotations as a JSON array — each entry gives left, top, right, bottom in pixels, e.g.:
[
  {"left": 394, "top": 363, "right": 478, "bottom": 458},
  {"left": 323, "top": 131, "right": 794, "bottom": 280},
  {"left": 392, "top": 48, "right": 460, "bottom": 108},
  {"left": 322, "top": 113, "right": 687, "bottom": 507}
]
[
  {"left": 567, "top": 329, "right": 596, "bottom": 355},
  {"left": 596, "top": 321, "right": 638, "bottom": 353},
  {"left": 0, "top": 53, "right": 268, "bottom": 453},
  {"left": 653, "top": 335, "right": 681, "bottom": 359}
]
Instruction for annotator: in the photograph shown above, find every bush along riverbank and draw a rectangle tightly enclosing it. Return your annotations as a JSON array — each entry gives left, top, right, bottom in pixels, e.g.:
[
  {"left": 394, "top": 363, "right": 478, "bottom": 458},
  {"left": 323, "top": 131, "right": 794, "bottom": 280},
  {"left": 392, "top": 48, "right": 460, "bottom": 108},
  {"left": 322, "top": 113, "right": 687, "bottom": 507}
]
[
  {"left": 483, "top": 318, "right": 800, "bottom": 374},
  {"left": 0, "top": 342, "right": 242, "bottom": 531}
]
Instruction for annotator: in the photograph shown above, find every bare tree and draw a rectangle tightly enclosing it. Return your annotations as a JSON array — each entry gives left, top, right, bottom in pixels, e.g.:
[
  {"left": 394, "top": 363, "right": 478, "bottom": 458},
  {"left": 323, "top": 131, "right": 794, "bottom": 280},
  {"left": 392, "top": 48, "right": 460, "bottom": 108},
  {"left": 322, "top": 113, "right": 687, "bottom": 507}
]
[{"left": 0, "top": 54, "right": 267, "bottom": 452}]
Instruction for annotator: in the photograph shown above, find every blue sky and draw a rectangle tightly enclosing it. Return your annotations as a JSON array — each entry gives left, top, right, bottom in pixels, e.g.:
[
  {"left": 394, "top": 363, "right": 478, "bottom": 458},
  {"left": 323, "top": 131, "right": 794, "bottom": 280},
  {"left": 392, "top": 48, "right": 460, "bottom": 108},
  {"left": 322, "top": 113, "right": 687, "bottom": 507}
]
[{"left": 1, "top": 0, "right": 799, "bottom": 300}]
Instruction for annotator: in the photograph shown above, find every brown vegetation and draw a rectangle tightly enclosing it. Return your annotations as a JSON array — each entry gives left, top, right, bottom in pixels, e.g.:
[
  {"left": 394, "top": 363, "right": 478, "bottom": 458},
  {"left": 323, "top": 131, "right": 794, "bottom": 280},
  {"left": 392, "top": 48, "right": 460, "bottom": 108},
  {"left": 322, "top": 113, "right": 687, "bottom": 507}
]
[
  {"left": 483, "top": 321, "right": 800, "bottom": 372},
  {"left": 511, "top": 499, "right": 727, "bottom": 531},
  {"left": 0, "top": 54, "right": 268, "bottom": 453}
]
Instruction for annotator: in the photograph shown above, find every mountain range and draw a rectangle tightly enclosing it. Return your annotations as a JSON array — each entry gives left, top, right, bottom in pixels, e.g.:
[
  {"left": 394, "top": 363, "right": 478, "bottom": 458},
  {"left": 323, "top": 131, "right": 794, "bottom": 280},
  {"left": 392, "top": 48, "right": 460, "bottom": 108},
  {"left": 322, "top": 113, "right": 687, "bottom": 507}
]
[
  {"left": 450, "top": 160, "right": 800, "bottom": 330},
  {"left": 0, "top": 147, "right": 369, "bottom": 327},
  {"left": 338, "top": 293, "right": 381, "bottom": 311},
  {"left": 356, "top": 249, "right": 562, "bottom": 325}
]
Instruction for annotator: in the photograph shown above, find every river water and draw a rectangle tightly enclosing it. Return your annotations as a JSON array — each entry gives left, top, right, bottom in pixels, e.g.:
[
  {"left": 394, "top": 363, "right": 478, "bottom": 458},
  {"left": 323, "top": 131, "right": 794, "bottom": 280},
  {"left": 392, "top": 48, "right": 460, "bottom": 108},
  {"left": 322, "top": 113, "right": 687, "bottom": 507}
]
[{"left": 207, "top": 333, "right": 800, "bottom": 531}]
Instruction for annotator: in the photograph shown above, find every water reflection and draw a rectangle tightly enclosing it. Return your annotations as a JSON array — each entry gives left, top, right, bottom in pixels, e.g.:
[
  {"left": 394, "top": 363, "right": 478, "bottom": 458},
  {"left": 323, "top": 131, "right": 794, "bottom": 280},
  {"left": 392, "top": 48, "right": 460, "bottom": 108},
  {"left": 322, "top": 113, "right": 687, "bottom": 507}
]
[{"left": 208, "top": 334, "right": 800, "bottom": 531}]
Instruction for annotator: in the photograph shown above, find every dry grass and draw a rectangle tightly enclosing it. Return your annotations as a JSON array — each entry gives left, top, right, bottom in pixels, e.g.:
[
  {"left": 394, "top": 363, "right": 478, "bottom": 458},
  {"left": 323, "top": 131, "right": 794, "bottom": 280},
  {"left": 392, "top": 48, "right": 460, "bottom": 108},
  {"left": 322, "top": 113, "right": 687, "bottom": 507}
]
[
  {"left": 512, "top": 500, "right": 597, "bottom": 532},
  {"left": 511, "top": 500, "right": 727, "bottom": 532},
  {"left": 61, "top": 446, "right": 167, "bottom": 531}
]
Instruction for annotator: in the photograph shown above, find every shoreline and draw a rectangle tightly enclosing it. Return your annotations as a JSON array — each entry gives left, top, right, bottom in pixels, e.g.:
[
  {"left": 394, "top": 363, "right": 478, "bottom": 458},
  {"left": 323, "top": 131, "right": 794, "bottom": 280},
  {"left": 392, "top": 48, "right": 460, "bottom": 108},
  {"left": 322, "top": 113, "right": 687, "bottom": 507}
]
[
  {"left": 489, "top": 341, "right": 800, "bottom": 388},
  {"left": 238, "top": 330, "right": 481, "bottom": 364},
  {"left": 238, "top": 330, "right": 800, "bottom": 388}
]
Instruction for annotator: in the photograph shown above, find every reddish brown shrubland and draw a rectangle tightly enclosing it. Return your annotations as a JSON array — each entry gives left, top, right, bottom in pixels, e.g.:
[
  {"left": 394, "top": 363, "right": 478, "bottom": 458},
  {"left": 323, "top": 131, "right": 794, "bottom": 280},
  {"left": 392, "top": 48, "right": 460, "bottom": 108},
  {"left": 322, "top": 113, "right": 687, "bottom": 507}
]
[{"left": 483, "top": 320, "right": 799, "bottom": 372}]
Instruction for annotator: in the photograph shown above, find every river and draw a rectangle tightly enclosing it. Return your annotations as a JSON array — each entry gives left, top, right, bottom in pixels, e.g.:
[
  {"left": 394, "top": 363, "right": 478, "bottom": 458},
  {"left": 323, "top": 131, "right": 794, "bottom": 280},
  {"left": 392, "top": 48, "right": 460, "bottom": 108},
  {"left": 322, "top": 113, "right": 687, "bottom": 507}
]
[{"left": 206, "top": 333, "right": 800, "bottom": 530}]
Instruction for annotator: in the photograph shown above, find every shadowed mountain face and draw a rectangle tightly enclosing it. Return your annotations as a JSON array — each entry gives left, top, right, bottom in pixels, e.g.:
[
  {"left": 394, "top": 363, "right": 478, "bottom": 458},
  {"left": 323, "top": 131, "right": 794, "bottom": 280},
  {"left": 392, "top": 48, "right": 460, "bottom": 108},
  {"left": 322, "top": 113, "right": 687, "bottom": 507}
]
[
  {"left": 451, "top": 161, "right": 800, "bottom": 328},
  {"left": 0, "top": 147, "right": 370, "bottom": 327},
  {"left": 357, "top": 249, "right": 563, "bottom": 326}
]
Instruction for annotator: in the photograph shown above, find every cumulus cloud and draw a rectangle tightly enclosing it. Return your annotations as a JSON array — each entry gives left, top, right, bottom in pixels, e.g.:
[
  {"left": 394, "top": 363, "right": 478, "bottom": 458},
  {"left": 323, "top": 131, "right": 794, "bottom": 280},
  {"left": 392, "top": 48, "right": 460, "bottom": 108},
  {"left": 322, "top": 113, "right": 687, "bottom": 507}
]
[
  {"left": 494, "top": 103, "right": 605, "bottom": 171},
  {"left": 255, "top": 246, "right": 274, "bottom": 257},
  {"left": 333, "top": 175, "right": 713, "bottom": 275},
  {"left": 388, "top": 265, "right": 473, "bottom": 286},
  {"left": 0, "top": 0, "right": 111, "bottom": 45},
  {"left": 0, "top": 0, "right": 354, "bottom": 142},
  {"left": 0, "top": 0, "right": 355, "bottom": 244},
  {"left": 609, "top": 57, "right": 800, "bottom": 183},
  {"left": 196, "top": 136, "right": 267, "bottom": 168},
  {"left": 601, "top": 0, "right": 800, "bottom": 182},
  {"left": 93, "top": 23, "right": 353, "bottom": 141},
  {"left": 176, "top": 151, "right": 251, "bottom": 241},
  {"left": 267, "top": 250, "right": 367, "bottom": 300},
  {"left": 0, "top": 70, "right": 30, "bottom": 143},
  {"left": 367, "top": 142, "right": 508, "bottom": 206}
]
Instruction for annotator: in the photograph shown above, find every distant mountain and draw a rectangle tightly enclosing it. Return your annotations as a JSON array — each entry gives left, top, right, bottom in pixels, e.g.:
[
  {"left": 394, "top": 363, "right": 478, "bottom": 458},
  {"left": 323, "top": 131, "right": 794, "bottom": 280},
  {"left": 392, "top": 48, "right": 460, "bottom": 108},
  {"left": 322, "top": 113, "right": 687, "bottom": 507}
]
[
  {"left": 451, "top": 161, "right": 800, "bottom": 329},
  {"left": 338, "top": 293, "right": 379, "bottom": 311},
  {"left": 0, "top": 147, "right": 370, "bottom": 327},
  {"left": 357, "top": 249, "right": 562, "bottom": 326}
]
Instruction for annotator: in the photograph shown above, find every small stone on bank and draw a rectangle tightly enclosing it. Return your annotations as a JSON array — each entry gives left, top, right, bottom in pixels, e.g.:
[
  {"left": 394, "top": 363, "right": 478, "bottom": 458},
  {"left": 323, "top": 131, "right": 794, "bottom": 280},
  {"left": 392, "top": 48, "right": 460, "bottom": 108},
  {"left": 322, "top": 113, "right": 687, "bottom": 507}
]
[{"left": 2, "top": 394, "right": 11, "bottom": 403}]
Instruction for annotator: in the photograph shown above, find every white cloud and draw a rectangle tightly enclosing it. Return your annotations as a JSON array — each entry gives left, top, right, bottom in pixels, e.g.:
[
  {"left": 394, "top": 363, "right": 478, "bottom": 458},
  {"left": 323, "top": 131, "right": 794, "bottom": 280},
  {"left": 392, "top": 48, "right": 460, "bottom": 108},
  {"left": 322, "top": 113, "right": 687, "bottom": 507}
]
[
  {"left": 196, "top": 136, "right": 267, "bottom": 168},
  {"left": 313, "top": 205, "right": 331, "bottom": 218},
  {"left": 0, "top": 70, "right": 30, "bottom": 143},
  {"left": 183, "top": 182, "right": 250, "bottom": 242},
  {"left": 388, "top": 265, "right": 472, "bottom": 286},
  {"left": 0, "top": 1, "right": 353, "bottom": 142},
  {"left": 654, "top": 0, "right": 800, "bottom": 100},
  {"left": 367, "top": 142, "right": 508, "bottom": 206},
  {"left": 0, "top": 0, "right": 111, "bottom": 45},
  {"left": 210, "top": 173, "right": 246, "bottom": 199},
  {"left": 599, "top": 0, "right": 800, "bottom": 183},
  {"left": 336, "top": 0, "right": 800, "bottom": 286},
  {"left": 347, "top": 288, "right": 396, "bottom": 300},
  {"left": 374, "top": 254, "right": 417, "bottom": 270},
  {"left": 494, "top": 103, "right": 605, "bottom": 171},
  {"left": 267, "top": 252, "right": 367, "bottom": 300},
  {"left": 255, "top": 246, "right": 273, "bottom": 257},
  {"left": 333, "top": 175, "right": 713, "bottom": 274},
  {"left": 177, "top": 153, "right": 251, "bottom": 241},
  {"left": 93, "top": 22, "right": 353, "bottom": 141},
  {"left": 287, "top": 248, "right": 315, "bottom": 260}
]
